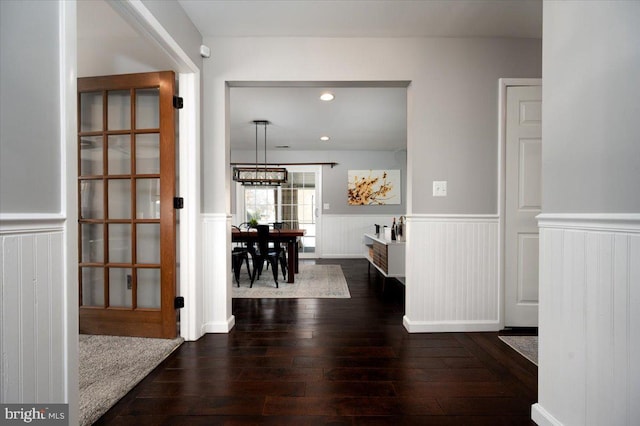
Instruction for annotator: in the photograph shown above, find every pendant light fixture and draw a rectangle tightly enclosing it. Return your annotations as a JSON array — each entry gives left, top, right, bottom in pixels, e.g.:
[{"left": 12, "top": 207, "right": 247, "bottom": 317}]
[{"left": 233, "top": 120, "right": 288, "bottom": 186}]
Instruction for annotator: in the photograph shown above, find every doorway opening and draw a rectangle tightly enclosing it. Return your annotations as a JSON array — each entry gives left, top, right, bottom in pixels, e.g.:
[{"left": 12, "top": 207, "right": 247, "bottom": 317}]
[
  {"left": 227, "top": 82, "right": 409, "bottom": 299},
  {"left": 498, "top": 78, "right": 542, "bottom": 328},
  {"left": 77, "top": 0, "right": 202, "bottom": 338}
]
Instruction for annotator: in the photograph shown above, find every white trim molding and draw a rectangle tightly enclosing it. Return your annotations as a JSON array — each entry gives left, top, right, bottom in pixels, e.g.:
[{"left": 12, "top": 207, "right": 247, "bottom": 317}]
[
  {"left": 202, "top": 214, "right": 235, "bottom": 334},
  {"left": 403, "top": 215, "right": 501, "bottom": 333},
  {"left": 537, "top": 213, "right": 640, "bottom": 233},
  {"left": 202, "top": 315, "right": 236, "bottom": 334},
  {"left": 535, "top": 213, "right": 640, "bottom": 426},
  {"left": 177, "top": 72, "right": 202, "bottom": 342},
  {"left": 109, "top": 0, "right": 203, "bottom": 342},
  {"left": 405, "top": 213, "right": 499, "bottom": 221},
  {"left": 532, "top": 404, "right": 564, "bottom": 426},
  {"left": 110, "top": 0, "right": 199, "bottom": 73},
  {"left": 0, "top": 214, "right": 65, "bottom": 234},
  {"left": 403, "top": 318, "right": 500, "bottom": 333}
]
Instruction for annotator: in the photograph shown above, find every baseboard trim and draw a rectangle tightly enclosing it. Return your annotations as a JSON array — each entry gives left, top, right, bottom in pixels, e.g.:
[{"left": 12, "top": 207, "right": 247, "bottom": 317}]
[
  {"left": 321, "top": 254, "right": 364, "bottom": 259},
  {"left": 201, "top": 315, "right": 235, "bottom": 334},
  {"left": 403, "top": 316, "right": 500, "bottom": 333},
  {"left": 531, "top": 403, "right": 564, "bottom": 426}
]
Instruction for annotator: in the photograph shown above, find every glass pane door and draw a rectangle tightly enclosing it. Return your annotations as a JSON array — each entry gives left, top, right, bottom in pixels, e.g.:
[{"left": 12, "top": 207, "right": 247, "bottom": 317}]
[
  {"left": 79, "top": 88, "right": 161, "bottom": 310},
  {"left": 281, "top": 169, "right": 318, "bottom": 256},
  {"left": 78, "top": 71, "right": 176, "bottom": 338},
  {"left": 239, "top": 165, "right": 321, "bottom": 258}
]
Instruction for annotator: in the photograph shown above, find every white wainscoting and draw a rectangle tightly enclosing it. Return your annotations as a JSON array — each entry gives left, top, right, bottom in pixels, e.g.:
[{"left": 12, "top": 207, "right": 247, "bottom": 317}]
[
  {"left": 321, "top": 214, "right": 399, "bottom": 258},
  {"left": 0, "top": 218, "right": 65, "bottom": 403},
  {"left": 201, "top": 214, "right": 235, "bottom": 333},
  {"left": 532, "top": 214, "right": 640, "bottom": 426},
  {"left": 403, "top": 215, "right": 500, "bottom": 333}
]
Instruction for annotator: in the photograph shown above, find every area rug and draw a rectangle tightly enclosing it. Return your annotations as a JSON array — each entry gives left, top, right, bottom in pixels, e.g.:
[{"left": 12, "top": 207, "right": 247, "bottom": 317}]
[
  {"left": 79, "top": 334, "right": 183, "bottom": 425},
  {"left": 232, "top": 263, "right": 351, "bottom": 298},
  {"left": 499, "top": 335, "right": 538, "bottom": 365}
]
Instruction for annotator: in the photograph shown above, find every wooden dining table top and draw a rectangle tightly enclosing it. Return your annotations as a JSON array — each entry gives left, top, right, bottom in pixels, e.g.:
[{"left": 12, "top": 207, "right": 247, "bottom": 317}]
[
  {"left": 231, "top": 227, "right": 305, "bottom": 283},
  {"left": 231, "top": 228, "right": 306, "bottom": 240}
]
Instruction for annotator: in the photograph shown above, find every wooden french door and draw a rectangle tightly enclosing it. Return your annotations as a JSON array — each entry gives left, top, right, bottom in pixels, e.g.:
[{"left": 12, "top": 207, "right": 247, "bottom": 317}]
[{"left": 77, "top": 71, "right": 178, "bottom": 338}]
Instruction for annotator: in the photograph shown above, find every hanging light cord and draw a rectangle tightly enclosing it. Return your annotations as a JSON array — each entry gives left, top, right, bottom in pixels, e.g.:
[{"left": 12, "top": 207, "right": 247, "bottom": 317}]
[
  {"left": 255, "top": 121, "right": 259, "bottom": 174},
  {"left": 263, "top": 122, "right": 268, "bottom": 172}
]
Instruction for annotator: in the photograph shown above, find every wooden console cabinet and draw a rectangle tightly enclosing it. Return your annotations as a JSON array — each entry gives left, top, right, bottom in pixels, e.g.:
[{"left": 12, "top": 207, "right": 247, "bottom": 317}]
[{"left": 363, "top": 233, "right": 405, "bottom": 280}]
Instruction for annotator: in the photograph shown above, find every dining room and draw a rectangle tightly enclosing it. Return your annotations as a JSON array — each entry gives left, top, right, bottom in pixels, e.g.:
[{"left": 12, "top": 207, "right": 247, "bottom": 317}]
[{"left": 227, "top": 85, "right": 408, "bottom": 293}]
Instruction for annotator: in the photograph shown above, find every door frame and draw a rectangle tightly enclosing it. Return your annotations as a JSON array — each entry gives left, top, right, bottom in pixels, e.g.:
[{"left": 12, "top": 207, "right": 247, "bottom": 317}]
[
  {"left": 77, "top": 71, "right": 178, "bottom": 338},
  {"left": 61, "top": 1, "right": 201, "bottom": 422},
  {"left": 497, "top": 78, "right": 542, "bottom": 329},
  {"left": 296, "top": 164, "right": 322, "bottom": 258}
]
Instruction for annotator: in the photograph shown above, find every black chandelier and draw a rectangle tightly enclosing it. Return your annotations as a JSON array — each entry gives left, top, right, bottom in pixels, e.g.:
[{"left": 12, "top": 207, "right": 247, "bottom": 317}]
[{"left": 232, "top": 120, "right": 288, "bottom": 186}]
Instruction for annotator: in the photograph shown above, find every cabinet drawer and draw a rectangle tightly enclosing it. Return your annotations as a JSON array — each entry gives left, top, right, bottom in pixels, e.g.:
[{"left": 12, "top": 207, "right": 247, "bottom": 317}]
[{"left": 372, "top": 241, "right": 388, "bottom": 274}]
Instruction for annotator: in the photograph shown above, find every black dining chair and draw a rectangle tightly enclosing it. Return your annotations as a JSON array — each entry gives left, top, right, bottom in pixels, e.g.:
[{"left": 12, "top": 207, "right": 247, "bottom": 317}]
[
  {"left": 271, "top": 222, "right": 288, "bottom": 277},
  {"left": 231, "top": 225, "right": 253, "bottom": 286},
  {"left": 250, "top": 225, "right": 285, "bottom": 288}
]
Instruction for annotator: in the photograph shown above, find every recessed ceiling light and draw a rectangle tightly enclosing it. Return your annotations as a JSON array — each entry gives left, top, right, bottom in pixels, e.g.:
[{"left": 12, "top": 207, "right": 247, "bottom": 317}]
[
  {"left": 320, "top": 136, "right": 330, "bottom": 141},
  {"left": 320, "top": 92, "right": 334, "bottom": 101}
]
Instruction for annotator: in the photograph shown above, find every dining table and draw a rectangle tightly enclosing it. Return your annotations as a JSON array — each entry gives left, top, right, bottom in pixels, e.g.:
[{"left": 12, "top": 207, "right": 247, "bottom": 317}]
[{"left": 232, "top": 227, "right": 306, "bottom": 283}]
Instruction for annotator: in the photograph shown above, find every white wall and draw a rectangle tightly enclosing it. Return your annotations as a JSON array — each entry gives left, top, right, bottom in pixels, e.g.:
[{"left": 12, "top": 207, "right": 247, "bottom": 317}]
[
  {"left": 205, "top": 36, "right": 541, "bottom": 215},
  {"left": 0, "top": 1, "right": 78, "bottom": 424},
  {"left": 0, "top": 0, "right": 61, "bottom": 213},
  {"left": 1, "top": 1, "right": 203, "bottom": 423},
  {"left": 534, "top": 2, "right": 640, "bottom": 425},
  {"left": 534, "top": 217, "right": 640, "bottom": 426},
  {"left": 1, "top": 225, "right": 66, "bottom": 403},
  {"left": 541, "top": 1, "right": 640, "bottom": 214}
]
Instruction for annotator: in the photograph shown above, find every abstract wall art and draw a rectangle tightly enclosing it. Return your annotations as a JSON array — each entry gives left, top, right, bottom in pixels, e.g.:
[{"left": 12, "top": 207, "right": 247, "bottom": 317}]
[{"left": 347, "top": 169, "right": 401, "bottom": 205}]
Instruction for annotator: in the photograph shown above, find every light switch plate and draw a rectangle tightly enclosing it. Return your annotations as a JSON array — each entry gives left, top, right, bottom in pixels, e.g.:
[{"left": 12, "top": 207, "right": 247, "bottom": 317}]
[
  {"left": 323, "top": 203, "right": 330, "bottom": 210},
  {"left": 433, "top": 181, "right": 447, "bottom": 197}
]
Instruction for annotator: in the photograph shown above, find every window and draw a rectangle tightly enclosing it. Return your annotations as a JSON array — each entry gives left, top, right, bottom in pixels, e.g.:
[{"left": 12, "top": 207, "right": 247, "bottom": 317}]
[{"left": 243, "top": 187, "right": 275, "bottom": 223}]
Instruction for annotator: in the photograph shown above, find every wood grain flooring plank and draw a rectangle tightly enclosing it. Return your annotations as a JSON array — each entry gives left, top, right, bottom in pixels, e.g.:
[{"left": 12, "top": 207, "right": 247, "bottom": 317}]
[{"left": 96, "top": 259, "right": 537, "bottom": 425}]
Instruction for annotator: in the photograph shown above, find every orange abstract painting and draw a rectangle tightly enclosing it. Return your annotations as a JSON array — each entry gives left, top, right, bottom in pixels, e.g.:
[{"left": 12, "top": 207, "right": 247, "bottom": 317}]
[{"left": 347, "top": 169, "right": 400, "bottom": 205}]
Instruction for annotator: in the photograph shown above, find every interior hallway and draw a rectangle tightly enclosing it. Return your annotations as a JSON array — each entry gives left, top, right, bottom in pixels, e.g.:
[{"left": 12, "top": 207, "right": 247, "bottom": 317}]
[{"left": 96, "top": 259, "right": 536, "bottom": 425}]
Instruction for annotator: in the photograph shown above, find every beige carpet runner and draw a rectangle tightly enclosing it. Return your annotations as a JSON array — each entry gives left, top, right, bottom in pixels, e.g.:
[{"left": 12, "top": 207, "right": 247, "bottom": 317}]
[
  {"left": 499, "top": 335, "right": 538, "bottom": 365},
  {"left": 79, "top": 334, "right": 182, "bottom": 425},
  {"left": 232, "top": 263, "right": 351, "bottom": 298}
]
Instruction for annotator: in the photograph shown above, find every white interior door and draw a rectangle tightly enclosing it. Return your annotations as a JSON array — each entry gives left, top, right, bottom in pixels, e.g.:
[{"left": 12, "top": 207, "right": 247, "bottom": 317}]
[{"left": 505, "top": 85, "right": 542, "bottom": 327}]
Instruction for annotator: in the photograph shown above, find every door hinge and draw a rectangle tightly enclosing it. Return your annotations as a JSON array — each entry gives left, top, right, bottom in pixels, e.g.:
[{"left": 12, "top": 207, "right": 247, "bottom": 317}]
[
  {"left": 173, "top": 95, "right": 183, "bottom": 109},
  {"left": 174, "top": 296, "right": 185, "bottom": 309},
  {"left": 173, "top": 197, "right": 184, "bottom": 209}
]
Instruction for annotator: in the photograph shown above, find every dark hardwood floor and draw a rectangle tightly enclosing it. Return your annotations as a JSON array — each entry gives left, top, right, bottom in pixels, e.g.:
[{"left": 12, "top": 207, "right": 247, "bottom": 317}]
[{"left": 96, "top": 259, "right": 537, "bottom": 425}]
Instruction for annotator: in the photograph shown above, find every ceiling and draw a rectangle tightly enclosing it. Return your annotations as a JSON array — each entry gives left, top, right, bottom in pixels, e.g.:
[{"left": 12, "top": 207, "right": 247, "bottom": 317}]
[
  {"left": 230, "top": 85, "right": 407, "bottom": 152},
  {"left": 79, "top": 0, "right": 542, "bottom": 152},
  {"left": 178, "top": 0, "right": 542, "bottom": 39},
  {"left": 77, "top": 0, "right": 177, "bottom": 77}
]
